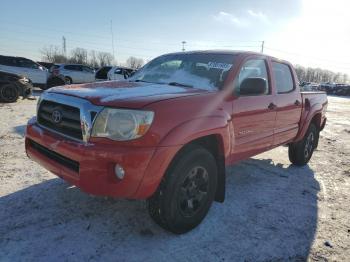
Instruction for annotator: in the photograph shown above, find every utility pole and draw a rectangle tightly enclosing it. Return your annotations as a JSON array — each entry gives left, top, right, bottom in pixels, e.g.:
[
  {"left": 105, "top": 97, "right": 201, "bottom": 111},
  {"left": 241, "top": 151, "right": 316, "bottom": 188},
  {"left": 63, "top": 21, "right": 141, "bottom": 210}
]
[
  {"left": 62, "top": 36, "right": 66, "bottom": 56},
  {"left": 261, "top": 40, "right": 265, "bottom": 53},
  {"left": 182, "top": 41, "right": 186, "bottom": 52},
  {"left": 110, "top": 20, "right": 115, "bottom": 59}
]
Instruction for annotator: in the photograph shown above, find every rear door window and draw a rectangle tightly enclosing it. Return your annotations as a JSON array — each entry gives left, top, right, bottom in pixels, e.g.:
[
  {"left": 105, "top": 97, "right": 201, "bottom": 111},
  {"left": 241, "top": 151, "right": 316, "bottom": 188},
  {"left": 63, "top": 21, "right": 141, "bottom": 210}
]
[
  {"left": 82, "top": 66, "right": 94, "bottom": 73},
  {"left": 272, "top": 62, "right": 295, "bottom": 93},
  {"left": 64, "top": 65, "right": 81, "bottom": 71},
  {"left": 0, "top": 56, "right": 17, "bottom": 66},
  {"left": 17, "top": 58, "right": 39, "bottom": 69}
]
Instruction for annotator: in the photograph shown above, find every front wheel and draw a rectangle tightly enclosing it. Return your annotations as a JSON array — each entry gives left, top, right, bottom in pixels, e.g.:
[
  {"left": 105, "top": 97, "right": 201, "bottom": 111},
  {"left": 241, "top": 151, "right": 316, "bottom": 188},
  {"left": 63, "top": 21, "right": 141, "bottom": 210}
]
[
  {"left": 0, "top": 84, "right": 19, "bottom": 103},
  {"left": 148, "top": 145, "right": 218, "bottom": 234},
  {"left": 289, "top": 123, "right": 319, "bottom": 166}
]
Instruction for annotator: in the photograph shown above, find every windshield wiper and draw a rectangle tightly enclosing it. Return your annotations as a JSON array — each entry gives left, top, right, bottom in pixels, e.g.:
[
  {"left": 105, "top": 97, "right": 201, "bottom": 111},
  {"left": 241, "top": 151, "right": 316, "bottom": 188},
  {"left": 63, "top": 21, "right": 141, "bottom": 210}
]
[
  {"left": 131, "top": 79, "right": 162, "bottom": 85},
  {"left": 131, "top": 79, "right": 150, "bottom": 83},
  {"left": 167, "top": 82, "right": 193, "bottom": 88}
]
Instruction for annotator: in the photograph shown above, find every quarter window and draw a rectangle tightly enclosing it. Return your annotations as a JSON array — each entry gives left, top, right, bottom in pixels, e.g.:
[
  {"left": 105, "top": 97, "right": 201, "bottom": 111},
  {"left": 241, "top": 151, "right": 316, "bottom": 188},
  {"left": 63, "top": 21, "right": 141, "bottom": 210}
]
[{"left": 272, "top": 62, "right": 294, "bottom": 93}]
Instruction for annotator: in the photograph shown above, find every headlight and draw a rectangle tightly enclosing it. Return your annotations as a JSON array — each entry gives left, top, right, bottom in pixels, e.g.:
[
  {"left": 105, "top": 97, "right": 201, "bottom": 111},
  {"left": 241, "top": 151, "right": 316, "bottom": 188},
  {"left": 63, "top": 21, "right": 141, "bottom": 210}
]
[
  {"left": 36, "top": 96, "right": 42, "bottom": 114},
  {"left": 19, "top": 77, "right": 30, "bottom": 84},
  {"left": 91, "top": 108, "right": 154, "bottom": 141}
]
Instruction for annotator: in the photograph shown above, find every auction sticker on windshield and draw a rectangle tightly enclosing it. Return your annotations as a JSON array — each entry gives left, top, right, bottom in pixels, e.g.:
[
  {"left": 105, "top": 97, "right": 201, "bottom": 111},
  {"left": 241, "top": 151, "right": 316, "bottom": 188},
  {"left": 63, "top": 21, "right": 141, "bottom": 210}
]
[{"left": 208, "top": 62, "right": 232, "bottom": 70}]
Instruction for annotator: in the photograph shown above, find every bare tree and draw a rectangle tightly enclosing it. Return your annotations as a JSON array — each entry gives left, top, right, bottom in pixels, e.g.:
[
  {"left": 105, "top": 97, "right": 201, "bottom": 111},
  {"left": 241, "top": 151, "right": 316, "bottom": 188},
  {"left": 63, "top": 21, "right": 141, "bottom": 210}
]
[
  {"left": 40, "top": 45, "right": 67, "bottom": 63},
  {"left": 97, "top": 52, "right": 114, "bottom": 67},
  {"left": 294, "top": 64, "right": 349, "bottom": 84},
  {"left": 70, "top": 48, "right": 88, "bottom": 64},
  {"left": 126, "top": 56, "right": 144, "bottom": 69},
  {"left": 89, "top": 50, "right": 99, "bottom": 68}
]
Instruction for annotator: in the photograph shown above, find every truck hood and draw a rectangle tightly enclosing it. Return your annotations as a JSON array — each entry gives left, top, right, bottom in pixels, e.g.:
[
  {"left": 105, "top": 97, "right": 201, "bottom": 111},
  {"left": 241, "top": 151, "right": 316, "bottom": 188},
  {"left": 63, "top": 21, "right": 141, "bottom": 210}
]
[{"left": 48, "top": 81, "right": 210, "bottom": 108}]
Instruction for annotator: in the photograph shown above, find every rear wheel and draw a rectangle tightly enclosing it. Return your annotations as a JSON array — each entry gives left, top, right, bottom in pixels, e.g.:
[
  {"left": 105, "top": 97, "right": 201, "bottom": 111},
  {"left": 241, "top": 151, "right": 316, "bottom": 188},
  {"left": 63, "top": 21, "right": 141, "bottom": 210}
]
[
  {"left": 0, "top": 84, "right": 19, "bottom": 103},
  {"left": 64, "top": 76, "right": 72, "bottom": 84},
  {"left": 289, "top": 123, "right": 318, "bottom": 166},
  {"left": 148, "top": 145, "right": 218, "bottom": 234}
]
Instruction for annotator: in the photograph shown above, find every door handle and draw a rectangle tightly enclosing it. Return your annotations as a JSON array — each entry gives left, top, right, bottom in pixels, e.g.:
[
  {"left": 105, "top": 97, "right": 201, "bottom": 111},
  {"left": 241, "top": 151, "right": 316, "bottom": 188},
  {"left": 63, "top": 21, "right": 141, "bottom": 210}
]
[
  {"left": 268, "top": 103, "right": 277, "bottom": 110},
  {"left": 294, "top": 100, "right": 301, "bottom": 106}
]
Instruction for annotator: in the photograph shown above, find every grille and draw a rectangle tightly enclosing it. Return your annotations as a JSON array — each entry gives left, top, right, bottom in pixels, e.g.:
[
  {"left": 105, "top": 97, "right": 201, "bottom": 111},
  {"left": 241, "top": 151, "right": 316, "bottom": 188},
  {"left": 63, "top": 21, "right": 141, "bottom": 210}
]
[
  {"left": 37, "top": 100, "right": 83, "bottom": 140},
  {"left": 28, "top": 139, "right": 79, "bottom": 173}
]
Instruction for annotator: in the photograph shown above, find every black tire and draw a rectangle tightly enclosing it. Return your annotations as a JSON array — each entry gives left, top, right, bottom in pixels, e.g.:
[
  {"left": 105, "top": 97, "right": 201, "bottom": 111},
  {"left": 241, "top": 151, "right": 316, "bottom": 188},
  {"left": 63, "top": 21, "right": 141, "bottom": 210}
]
[
  {"left": 148, "top": 145, "right": 218, "bottom": 234},
  {"left": 64, "top": 76, "right": 73, "bottom": 84},
  {"left": 0, "top": 84, "right": 19, "bottom": 103},
  {"left": 289, "top": 123, "right": 319, "bottom": 166},
  {"left": 46, "top": 76, "right": 66, "bottom": 89}
]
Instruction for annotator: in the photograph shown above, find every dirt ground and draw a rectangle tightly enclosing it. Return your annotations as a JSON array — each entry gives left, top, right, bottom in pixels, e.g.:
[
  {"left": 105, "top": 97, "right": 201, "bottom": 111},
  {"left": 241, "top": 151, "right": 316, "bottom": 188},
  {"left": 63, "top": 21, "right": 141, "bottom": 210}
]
[{"left": 0, "top": 92, "right": 349, "bottom": 262}]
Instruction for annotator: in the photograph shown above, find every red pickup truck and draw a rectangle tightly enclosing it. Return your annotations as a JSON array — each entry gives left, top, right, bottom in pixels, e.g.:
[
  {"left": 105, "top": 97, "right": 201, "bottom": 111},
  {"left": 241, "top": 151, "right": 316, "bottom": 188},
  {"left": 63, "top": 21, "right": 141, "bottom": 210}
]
[{"left": 25, "top": 51, "right": 327, "bottom": 233}]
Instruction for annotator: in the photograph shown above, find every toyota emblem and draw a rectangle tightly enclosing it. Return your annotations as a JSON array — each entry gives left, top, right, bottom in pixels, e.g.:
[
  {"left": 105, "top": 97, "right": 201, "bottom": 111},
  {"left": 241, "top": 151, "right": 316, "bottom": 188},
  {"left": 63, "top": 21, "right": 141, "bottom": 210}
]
[{"left": 51, "top": 110, "right": 62, "bottom": 124}]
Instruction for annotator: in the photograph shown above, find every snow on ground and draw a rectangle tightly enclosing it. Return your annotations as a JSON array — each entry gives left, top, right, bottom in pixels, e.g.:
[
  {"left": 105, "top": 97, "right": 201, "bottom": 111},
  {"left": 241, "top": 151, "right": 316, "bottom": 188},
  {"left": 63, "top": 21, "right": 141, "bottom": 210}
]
[{"left": 0, "top": 92, "right": 349, "bottom": 261}]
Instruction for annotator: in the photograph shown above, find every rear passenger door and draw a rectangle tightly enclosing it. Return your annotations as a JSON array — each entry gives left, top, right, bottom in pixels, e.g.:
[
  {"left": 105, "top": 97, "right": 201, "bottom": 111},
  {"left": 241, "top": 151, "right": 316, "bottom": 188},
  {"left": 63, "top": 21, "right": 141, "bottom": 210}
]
[
  {"left": 81, "top": 66, "right": 95, "bottom": 82},
  {"left": 231, "top": 57, "right": 277, "bottom": 159},
  {"left": 64, "top": 65, "right": 83, "bottom": 83},
  {"left": 272, "top": 62, "right": 302, "bottom": 145}
]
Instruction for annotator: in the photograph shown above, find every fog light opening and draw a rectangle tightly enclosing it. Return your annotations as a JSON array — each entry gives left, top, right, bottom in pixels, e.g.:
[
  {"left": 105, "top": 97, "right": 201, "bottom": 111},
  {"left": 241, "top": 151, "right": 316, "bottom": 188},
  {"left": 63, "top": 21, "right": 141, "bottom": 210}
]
[{"left": 114, "top": 164, "right": 125, "bottom": 180}]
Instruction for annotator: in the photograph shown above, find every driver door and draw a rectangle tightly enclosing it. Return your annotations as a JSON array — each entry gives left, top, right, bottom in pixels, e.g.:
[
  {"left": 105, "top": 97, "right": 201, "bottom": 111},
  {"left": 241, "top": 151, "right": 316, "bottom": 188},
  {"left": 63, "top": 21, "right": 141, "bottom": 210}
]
[{"left": 230, "top": 58, "right": 277, "bottom": 161}]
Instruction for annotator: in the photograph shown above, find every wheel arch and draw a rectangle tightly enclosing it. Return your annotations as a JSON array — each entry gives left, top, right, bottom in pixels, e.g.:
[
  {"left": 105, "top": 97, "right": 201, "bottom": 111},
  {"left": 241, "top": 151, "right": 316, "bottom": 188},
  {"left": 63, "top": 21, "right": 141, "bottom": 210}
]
[
  {"left": 295, "top": 109, "right": 323, "bottom": 142},
  {"left": 180, "top": 135, "right": 226, "bottom": 203}
]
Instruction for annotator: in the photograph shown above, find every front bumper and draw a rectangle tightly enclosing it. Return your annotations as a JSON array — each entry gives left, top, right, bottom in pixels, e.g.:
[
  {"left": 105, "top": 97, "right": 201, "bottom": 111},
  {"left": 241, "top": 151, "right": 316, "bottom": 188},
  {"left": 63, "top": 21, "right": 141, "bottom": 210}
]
[{"left": 25, "top": 117, "right": 161, "bottom": 198}]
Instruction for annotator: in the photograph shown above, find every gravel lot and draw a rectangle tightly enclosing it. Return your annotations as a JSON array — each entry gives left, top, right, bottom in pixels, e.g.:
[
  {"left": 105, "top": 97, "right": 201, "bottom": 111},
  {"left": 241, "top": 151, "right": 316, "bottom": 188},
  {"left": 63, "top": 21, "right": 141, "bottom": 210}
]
[{"left": 0, "top": 92, "right": 349, "bottom": 261}]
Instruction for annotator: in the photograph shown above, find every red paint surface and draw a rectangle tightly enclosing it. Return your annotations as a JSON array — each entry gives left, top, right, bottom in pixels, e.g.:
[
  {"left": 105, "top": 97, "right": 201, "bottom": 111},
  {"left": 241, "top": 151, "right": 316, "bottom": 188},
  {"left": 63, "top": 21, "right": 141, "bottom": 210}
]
[{"left": 25, "top": 51, "right": 327, "bottom": 199}]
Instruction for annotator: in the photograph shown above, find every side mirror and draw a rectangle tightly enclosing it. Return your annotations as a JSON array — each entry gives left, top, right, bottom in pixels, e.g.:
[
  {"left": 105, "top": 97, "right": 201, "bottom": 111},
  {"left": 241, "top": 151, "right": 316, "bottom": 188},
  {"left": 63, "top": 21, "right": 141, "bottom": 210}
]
[{"left": 240, "top": 77, "right": 267, "bottom": 96}]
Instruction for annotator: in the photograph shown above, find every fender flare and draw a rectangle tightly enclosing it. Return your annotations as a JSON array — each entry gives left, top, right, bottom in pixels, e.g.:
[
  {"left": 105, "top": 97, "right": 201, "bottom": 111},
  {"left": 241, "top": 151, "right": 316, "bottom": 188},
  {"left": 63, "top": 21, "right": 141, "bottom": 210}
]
[
  {"left": 133, "top": 115, "right": 232, "bottom": 199},
  {"left": 295, "top": 103, "right": 323, "bottom": 142},
  {"left": 158, "top": 115, "right": 231, "bottom": 157}
]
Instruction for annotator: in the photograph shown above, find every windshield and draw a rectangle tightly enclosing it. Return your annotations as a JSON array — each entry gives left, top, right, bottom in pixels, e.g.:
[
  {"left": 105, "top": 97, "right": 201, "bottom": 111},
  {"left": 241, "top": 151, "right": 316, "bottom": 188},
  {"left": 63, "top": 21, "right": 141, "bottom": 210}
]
[{"left": 129, "top": 53, "right": 236, "bottom": 90}]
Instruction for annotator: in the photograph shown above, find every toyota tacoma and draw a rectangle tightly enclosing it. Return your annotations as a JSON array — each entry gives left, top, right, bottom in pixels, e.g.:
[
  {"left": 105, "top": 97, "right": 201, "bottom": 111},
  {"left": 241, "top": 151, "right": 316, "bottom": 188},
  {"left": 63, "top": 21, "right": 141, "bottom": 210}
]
[{"left": 25, "top": 51, "right": 328, "bottom": 233}]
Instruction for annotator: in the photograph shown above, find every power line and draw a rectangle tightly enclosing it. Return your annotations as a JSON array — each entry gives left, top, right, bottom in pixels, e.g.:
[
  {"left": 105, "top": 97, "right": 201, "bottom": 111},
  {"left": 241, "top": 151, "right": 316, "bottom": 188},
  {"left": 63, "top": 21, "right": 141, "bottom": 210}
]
[
  {"left": 265, "top": 47, "right": 350, "bottom": 66},
  {"left": 0, "top": 21, "right": 264, "bottom": 47}
]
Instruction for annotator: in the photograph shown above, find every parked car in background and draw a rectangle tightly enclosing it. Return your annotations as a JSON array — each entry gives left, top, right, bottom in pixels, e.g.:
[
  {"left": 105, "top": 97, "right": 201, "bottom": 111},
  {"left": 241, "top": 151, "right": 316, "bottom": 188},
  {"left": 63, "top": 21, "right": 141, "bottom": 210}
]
[
  {"left": 334, "top": 84, "right": 350, "bottom": 96},
  {"left": 95, "top": 66, "right": 134, "bottom": 81},
  {"left": 37, "top": 62, "right": 55, "bottom": 70},
  {"left": 107, "top": 66, "right": 134, "bottom": 81},
  {"left": 0, "top": 55, "right": 48, "bottom": 88},
  {"left": 95, "top": 66, "right": 112, "bottom": 81},
  {"left": 46, "top": 75, "right": 66, "bottom": 89},
  {"left": 0, "top": 70, "right": 33, "bottom": 102},
  {"left": 301, "top": 83, "right": 319, "bottom": 91},
  {"left": 51, "top": 64, "right": 95, "bottom": 84}
]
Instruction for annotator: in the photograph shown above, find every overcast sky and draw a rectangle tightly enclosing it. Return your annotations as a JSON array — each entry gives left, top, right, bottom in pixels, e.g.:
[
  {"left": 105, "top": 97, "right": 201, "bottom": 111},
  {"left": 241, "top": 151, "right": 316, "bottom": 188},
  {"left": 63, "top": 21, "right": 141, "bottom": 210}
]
[{"left": 1, "top": 0, "right": 349, "bottom": 74}]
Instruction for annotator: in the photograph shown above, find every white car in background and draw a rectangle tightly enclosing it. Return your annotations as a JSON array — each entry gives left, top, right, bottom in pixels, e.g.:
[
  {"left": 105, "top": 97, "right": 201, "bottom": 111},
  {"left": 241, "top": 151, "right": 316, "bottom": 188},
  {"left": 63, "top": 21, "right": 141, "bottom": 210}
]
[
  {"left": 95, "top": 66, "right": 134, "bottom": 81},
  {"left": 0, "top": 55, "right": 48, "bottom": 88},
  {"left": 52, "top": 64, "right": 95, "bottom": 84}
]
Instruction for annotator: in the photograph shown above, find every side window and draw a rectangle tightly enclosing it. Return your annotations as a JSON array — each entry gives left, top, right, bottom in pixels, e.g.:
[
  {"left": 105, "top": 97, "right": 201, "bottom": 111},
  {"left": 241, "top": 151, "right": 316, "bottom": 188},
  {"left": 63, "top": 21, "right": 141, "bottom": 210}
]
[
  {"left": 0, "top": 56, "right": 16, "bottom": 66},
  {"left": 115, "top": 68, "right": 123, "bottom": 74},
  {"left": 82, "top": 66, "right": 94, "bottom": 73},
  {"left": 272, "top": 62, "right": 294, "bottom": 93},
  {"left": 234, "top": 59, "right": 269, "bottom": 96},
  {"left": 64, "top": 65, "right": 73, "bottom": 70},
  {"left": 64, "top": 65, "right": 81, "bottom": 71},
  {"left": 17, "top": 58, "right": 39, "bottom": 69}
]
